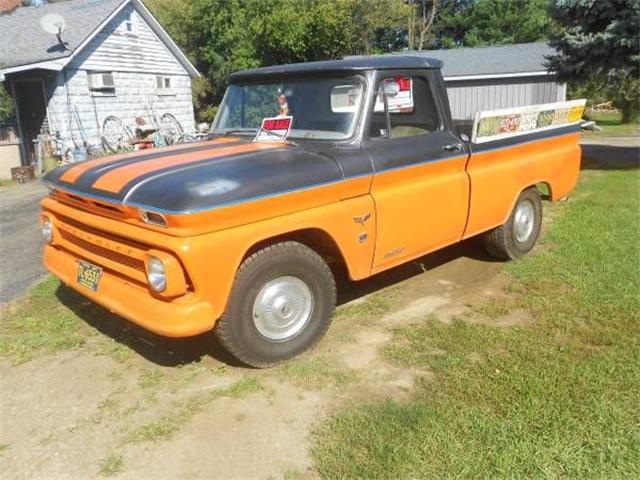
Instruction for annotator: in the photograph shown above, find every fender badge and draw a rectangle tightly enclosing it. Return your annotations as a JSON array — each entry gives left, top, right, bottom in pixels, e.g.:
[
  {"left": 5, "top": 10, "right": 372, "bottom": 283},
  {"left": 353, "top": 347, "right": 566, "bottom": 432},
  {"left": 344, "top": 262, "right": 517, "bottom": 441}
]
[
  {"left": 358, "top": 232, "right": 368, "bottom": 244},
  {"left": 353, "top": 213, "right": 371, "bottom": 226}
]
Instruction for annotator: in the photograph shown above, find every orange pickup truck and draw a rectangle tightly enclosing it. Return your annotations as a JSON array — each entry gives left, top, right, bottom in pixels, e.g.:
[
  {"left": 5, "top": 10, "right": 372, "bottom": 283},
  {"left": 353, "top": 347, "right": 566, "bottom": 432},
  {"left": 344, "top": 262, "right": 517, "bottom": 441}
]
[{"left": 41, "top": 56, "right": 584, "bottom": 367}]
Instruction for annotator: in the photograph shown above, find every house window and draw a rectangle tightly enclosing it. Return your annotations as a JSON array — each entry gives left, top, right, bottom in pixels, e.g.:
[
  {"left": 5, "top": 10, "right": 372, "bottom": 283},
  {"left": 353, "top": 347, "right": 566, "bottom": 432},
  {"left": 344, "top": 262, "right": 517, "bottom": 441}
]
[
  {"left": 87, "top": 72, "right": 116, "bottom": 95},
  {"left": 120, "top": 10, "right": 136, "bottom": 35},
  {"left": 156, "top": 76, "right": 174, "bottom": 95}
]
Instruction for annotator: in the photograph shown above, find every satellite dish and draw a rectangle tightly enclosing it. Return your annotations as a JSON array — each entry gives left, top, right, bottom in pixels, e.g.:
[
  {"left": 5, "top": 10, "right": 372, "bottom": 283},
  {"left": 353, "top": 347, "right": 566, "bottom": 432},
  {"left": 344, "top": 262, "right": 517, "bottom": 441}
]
[
  {"left": 40, "top": 13, "right": 68, "bottom": 50},
  {"left": 40, "top": 13, "right": 66, "bottom": 35}
]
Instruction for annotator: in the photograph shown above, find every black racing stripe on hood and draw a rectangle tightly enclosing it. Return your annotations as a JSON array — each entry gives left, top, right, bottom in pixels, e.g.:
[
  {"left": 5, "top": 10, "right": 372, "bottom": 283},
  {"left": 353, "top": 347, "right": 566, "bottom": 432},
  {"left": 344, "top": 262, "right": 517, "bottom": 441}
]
[
  {"left": 45, "top": 162, "right": 75, "bottom": 184},
  {"left": 71, "top": 139, "right": 247, "bottom": 190},
  {"left": 123, "top": 148, "right": 343, "bottom": 214},
  {"left": 114, "top": 144, "right": 292, "bottom": 197},
  {"left": 43, "top": 138, "right": 243, "bottom": 186}
]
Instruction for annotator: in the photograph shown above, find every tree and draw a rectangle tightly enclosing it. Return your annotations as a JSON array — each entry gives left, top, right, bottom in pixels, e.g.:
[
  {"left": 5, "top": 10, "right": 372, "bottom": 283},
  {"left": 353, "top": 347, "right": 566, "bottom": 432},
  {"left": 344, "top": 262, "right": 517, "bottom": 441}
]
[
  {"left": 0, "top": 82, "right": 15, "bottom": 125},
  {"left": 547, "top": 0, "right": 640, "bottom": 122},
  {"left": 147, "top": 0, "right": 412, "bottom": 120},
  {"left": 461, "top": 0, "right": 551, "bottom": 47},
  {"left": 407, "top": 0, "right": 438, "bottom": 51},
  {"left": 423, "top": 0, "right": 551, "bottom": 50}
]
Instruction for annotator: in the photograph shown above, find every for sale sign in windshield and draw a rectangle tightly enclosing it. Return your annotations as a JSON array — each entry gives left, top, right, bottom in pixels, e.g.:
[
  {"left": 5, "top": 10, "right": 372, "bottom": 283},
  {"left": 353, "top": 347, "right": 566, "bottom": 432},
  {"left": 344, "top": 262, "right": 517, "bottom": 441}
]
[{"left": 254, "top": 116, "right": 293, "bottom": 142}]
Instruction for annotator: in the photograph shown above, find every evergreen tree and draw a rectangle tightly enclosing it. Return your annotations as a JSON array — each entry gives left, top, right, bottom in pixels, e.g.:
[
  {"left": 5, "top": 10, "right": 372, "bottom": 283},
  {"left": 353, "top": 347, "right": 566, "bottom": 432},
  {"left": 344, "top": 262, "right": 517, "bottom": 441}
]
[{"left": 547, "top": 0, "right": 640, "bottom": 122}]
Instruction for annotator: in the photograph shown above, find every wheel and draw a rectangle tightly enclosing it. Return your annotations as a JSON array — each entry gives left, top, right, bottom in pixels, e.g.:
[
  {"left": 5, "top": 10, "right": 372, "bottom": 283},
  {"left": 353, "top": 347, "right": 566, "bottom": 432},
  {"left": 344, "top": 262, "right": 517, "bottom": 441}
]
[
  {"left": 483, "top": 187, "right": 543, "bottom": 260},
  {"left": 159, "top": 113, "right": 183, "bottom": 145},
  {"left": 215, "top": 241, "right": 337, "bottom": 368},
  {"left": 102, "top": 115, "right": 133, "bottom": 152}
]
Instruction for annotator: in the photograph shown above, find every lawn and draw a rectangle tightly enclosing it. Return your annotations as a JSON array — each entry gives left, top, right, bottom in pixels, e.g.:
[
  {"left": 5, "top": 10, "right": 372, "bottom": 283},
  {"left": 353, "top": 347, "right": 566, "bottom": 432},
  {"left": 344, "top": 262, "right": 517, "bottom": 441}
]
[
  {"left": 313, "top": 169, "right": 640, "bottom": 478},
  {"left": 584, "top": 110, "right": 640, "bottom": 136},
  {"left": 0, "top": 178, "right": 16, "bottom": 187}
]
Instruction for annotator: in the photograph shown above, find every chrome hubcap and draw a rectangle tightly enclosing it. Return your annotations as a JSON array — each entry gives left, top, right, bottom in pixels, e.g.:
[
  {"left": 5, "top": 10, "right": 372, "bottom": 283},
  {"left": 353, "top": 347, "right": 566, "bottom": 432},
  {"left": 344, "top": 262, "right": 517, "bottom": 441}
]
[
  {"left": 513, "top": 199, "right": 535, "bottom": 243},
  {"left": 252, "top": 276, "right": 313, "bottom": 341}
]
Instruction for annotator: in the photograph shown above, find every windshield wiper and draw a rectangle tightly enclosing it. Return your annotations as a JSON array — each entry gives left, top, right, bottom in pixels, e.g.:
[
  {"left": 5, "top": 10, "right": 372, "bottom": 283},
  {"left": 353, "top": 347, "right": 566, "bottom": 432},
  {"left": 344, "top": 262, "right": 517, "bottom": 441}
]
[
  {"left": 254, "top": 126, "right": 299, "bottom": 146},
  {"left": 211, "top": 128, "right": 255, "bottom": 137}
]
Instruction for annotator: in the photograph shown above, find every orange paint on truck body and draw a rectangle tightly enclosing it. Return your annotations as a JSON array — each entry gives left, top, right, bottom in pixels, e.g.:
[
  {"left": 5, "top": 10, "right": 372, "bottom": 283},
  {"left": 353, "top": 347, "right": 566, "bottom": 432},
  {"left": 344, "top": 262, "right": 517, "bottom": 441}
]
[
  {"left": 463, "top": 132, "right": 581, "bottom": 238},
  {"left": 41, "top": 130, "right": 581, "bottom": 338}
]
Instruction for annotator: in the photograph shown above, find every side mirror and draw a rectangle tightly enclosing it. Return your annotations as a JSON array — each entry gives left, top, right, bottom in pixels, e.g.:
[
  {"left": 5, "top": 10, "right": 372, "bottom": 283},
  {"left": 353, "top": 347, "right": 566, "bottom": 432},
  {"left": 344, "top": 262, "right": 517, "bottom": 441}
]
[
  {"left": 379, "top": 80, "right": 400, "bottom": 98},
  {"left": 460, "top": 133, "right": 470, "bottom": 142}
]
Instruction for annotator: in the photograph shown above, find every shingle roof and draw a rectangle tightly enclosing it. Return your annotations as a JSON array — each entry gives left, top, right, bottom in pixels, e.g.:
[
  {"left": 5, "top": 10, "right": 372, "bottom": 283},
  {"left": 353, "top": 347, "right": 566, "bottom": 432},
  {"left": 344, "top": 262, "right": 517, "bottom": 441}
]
[
  {"left": 0, "top": 0, "right": 126, "bottom": 69},
  {"left": 413, "top": 42, "right": 554, "bottom": 78},
  {"left": 341, "top": 42, "right": 554, "bottom": 79},
  {"left": 233, "top": 43, "right": 554, "bottom": 81}
]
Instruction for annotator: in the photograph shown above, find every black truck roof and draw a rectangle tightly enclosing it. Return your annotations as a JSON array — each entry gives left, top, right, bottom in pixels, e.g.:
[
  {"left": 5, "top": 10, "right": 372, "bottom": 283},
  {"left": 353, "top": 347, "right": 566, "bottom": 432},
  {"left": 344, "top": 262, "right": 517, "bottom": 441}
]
[{"left": 228, "top": 55, "right": 443, "bottom": 82}]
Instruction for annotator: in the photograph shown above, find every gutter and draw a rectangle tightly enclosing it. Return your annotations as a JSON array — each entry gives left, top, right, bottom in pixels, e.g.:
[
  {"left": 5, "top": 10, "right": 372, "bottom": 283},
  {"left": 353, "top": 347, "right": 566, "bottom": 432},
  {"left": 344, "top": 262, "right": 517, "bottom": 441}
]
[{"left": 443, "top": 70, "right": 553, "bottom": 81}]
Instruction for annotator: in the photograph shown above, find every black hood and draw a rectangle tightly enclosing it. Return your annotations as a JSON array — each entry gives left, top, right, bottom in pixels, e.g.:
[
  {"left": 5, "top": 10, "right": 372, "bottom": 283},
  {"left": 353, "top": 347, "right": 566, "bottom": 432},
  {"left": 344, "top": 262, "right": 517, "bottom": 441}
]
[{"left": 44, "top": 139, "right": 343, "bottom": 214}]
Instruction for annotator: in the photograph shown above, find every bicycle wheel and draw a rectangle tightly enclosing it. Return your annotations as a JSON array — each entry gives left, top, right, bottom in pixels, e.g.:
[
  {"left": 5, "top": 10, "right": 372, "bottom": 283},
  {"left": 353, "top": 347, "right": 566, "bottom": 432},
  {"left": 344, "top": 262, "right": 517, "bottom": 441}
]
[
  {"left": 102, "top": 115, "right": 134, "bottom": 153},
  {"left": 159, "top": 113, "right": 183, "bottom": 145}
]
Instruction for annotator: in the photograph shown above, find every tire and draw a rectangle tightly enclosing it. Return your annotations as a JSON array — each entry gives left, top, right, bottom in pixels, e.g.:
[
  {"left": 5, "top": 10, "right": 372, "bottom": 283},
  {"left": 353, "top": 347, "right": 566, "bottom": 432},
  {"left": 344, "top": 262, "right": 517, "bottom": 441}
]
[
  {"left": 101, "top": 115, "right": 133, "bottom": 153},
  {"left": 215, "top": 241, "right": 337, "bottom": 368},
  {"left": 159, "top": 113, "right": 183, "bottom": 145},
  {"left": 483, "top": 187, "right": 543, "bottom": 260}
]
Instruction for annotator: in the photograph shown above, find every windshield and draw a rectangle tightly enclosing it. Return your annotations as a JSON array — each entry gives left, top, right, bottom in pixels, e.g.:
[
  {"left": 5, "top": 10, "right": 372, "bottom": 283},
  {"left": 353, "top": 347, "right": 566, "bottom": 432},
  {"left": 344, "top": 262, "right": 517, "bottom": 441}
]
[{"left": 212, "top": 77, "right": 365, "bottom": 140}]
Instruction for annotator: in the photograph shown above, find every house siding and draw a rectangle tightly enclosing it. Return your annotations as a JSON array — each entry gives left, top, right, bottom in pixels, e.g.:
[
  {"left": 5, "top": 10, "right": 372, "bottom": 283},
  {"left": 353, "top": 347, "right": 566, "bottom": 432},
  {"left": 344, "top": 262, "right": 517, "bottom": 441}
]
[
  {"left": 445, "top": 76, "right": 565, "bottom": 120},
  {"left": 44, "top": 3, "right": 195, "bottom": 149}
]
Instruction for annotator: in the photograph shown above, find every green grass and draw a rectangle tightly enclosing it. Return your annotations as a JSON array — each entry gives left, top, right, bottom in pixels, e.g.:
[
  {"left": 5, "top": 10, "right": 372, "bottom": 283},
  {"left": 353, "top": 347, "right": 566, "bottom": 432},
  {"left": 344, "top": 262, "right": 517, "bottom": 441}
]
[
  {"left": 137, "top": 369, "right": 167, "bottom": 389},
  {"left": 98, "top": 453, "right": 125, "bottom": 477},
  {"left": 126, "top": 376, "right": 262, "bottom": 443},
  {"left": 0, "top": 277, "right": 95, "bottom": 364},
  {"left": 0, "top": 178, "right": 16, "bottom": 187},
  {"left": 276, "top": 357, "right": 358, "bottom": 390},
  {"left": 313, "top": 170, "right": 640, "bottom": 479},
  {"left": 585, "top": 110, "right": 624, "bottom": 124},
  {"left": 583, "top": 110, "right": 639, "bottom": 135}
]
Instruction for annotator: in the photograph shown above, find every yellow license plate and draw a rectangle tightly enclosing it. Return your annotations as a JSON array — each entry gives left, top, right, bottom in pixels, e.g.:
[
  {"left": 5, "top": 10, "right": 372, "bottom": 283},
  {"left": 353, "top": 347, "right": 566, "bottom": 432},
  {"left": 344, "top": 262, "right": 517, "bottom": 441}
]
[{"left": 77, "top": 261, "right": 102, "bottom": 292}]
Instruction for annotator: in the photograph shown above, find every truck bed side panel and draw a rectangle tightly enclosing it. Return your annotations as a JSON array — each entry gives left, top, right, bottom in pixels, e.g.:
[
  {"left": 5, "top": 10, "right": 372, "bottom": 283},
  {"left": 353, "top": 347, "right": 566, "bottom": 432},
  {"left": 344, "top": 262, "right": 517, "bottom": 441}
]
[{"left": 463, "top": 127, "right": 581, "bottom": 239}]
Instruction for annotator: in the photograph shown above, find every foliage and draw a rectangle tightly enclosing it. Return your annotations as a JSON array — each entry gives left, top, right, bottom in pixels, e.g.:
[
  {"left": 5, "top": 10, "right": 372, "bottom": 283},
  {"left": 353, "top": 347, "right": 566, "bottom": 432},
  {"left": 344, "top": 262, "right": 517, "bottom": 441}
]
[
  {"left": 147, "top": 0, "right": 411, "bottom": 120},
  {"left": 0, "top": 82, "right": 15, "bottom": 124},
  {"left": 547, "top": 0, "right": 640, "bottom": 122},
  {"left": 314, "top": 169, "right": 640, "bottom": 478},
  {"left": 430, "top": 0, "right": 551, "bottom": 49}
]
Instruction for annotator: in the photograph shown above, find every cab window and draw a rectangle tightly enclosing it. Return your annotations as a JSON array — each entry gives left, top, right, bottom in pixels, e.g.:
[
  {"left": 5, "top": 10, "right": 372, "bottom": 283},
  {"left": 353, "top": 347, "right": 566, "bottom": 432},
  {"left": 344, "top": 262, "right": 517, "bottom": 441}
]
[{"left": 369, "top": 76, "right": 440, "bottom": 139}]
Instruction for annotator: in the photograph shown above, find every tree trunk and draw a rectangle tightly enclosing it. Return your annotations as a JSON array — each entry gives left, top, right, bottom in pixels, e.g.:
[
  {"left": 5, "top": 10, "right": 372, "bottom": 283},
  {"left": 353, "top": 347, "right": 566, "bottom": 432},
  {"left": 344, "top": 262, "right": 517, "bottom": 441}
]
[{"left": 616, "top": 99, "right": 638, "bottom": 123}]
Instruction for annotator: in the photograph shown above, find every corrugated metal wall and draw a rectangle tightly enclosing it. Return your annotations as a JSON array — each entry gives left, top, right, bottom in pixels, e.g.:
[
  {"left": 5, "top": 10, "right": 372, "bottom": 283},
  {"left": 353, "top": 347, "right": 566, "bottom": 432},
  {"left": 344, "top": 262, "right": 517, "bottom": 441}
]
[{"left": 445, "top": 76, "right": 566, "bottom": 120}]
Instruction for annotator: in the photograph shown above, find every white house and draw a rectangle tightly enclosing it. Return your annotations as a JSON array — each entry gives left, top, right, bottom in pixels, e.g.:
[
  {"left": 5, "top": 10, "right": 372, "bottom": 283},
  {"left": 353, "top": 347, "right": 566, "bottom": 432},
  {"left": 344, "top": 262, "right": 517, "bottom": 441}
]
[{"left": 0, "top": 0, "right": 199, "bottom": 165}]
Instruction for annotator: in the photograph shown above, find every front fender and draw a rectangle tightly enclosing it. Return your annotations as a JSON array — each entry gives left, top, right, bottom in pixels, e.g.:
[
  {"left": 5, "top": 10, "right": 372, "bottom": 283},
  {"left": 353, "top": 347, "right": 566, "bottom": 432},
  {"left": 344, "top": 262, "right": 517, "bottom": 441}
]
[{"left": 180, "top": 194, "right": 375, "bottom": 323}]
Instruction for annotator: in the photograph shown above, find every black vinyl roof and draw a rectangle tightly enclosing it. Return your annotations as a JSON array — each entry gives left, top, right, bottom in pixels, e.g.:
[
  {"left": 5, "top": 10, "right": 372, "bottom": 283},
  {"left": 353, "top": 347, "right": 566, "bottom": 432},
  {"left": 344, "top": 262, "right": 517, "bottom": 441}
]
[{"left": 228, "top": 55, "right": 443, "bottom": 82}]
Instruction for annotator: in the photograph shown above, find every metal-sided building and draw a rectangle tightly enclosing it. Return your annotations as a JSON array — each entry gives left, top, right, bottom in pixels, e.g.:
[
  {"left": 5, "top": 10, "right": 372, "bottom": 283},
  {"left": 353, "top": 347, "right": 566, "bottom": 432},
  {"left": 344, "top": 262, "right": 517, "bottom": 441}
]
[
  {"left": 0, "top": 0, "right": 199, "bottom": 165},
  {"left": 415, "top": 43, "right": 566, "bottom": 121}
]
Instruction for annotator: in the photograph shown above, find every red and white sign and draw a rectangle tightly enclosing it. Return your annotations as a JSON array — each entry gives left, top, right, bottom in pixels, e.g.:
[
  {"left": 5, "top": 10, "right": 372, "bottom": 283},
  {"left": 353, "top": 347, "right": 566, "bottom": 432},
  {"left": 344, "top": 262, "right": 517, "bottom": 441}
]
[{"left": 254, "top": 116, "right": 293, "bottom": 142}]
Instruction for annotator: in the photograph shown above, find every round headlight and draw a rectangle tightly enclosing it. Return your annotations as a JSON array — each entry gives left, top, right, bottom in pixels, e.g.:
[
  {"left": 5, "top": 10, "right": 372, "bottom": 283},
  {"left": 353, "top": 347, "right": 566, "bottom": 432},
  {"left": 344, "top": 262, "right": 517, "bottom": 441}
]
[
  {"left": 147, "top": 257, "right": 166, "bottom": 292},
  {"left": 42, "top": 219, "right": 53, "bottom": 244}
]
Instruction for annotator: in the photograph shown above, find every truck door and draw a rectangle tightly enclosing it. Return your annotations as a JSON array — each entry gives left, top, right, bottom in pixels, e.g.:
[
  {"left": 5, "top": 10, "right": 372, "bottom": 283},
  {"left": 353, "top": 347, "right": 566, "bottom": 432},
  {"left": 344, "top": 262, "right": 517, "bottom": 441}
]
[{"left": 364, "top": 72, "right": 470, "bottom": 270}]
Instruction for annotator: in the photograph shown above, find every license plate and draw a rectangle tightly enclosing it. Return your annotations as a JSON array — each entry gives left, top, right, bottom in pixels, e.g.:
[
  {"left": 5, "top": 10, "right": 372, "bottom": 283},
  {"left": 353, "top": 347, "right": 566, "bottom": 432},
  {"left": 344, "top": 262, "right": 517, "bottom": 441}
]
[{"left": 77, "top": 261, "right": 102, "bottom": 292}]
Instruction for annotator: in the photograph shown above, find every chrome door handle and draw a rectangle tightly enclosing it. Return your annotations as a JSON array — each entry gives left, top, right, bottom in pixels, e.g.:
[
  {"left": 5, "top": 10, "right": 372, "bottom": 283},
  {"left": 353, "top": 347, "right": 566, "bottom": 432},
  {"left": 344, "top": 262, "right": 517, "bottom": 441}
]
[{"left": 443, "top": 143, "right": 463, "bottom": 152}]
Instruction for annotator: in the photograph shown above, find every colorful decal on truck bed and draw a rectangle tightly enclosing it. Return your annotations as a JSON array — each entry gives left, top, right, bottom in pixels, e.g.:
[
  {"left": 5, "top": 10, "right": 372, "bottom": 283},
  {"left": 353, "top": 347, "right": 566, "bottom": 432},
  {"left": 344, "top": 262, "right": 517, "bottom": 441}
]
[{"left": 471, "top": 99, "right": 586, "bottom": 144}]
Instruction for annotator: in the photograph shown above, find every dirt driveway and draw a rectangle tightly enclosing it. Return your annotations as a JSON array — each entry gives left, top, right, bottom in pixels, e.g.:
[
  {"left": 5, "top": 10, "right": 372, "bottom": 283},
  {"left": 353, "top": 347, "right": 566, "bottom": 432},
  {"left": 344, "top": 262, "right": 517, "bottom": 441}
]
[
  {"left": 1, "top": 235, "right": 510, "bottom": 479},
  {"left": 1, "top": 135, "right": 637, "bottom": 479}
]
